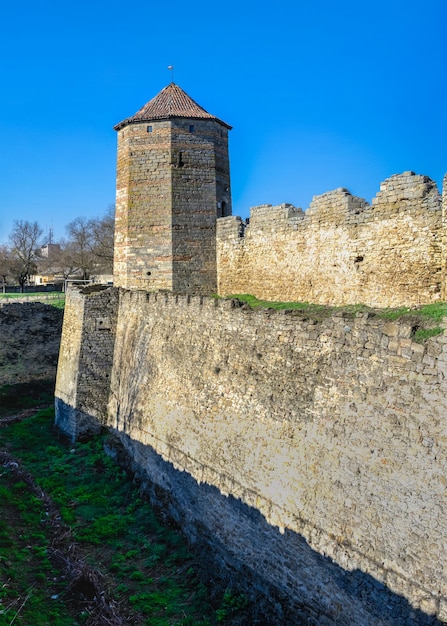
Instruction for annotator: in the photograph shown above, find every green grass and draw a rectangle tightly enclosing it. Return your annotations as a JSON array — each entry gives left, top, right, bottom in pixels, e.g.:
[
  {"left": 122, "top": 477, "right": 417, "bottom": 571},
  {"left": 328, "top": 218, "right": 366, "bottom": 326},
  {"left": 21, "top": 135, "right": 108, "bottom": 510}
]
[
  {"left": 225, "top": 294, "right": 377, "bottom": 319},
  {"left": 376, "top": 302, "right": 447, "bottom": 342},
  {"left": 224, "top": 293, "right": 337, "bottom": 322},
  {"left": 226, "top": 293, "right": 332, "bottom": 312},
  {"left": 224, "top": 294, "right": 447, "bottom": 341},
  {"left": 0, "top": 408, "right": 247, "bottom": 625},
  {"left": 374, "top": 302, "right": 447, "bottom": 322},
  {"left": 411, "top": 327, "right": 444, "bottom": 342},
  {"left": 416, "top": 301, "right": 447, "bottom": 322},
  {"left": 0, "top": 292, "right": 65, "bottom": 308},
  {"left": 0, "top": 460, "right": 75, "bottom": 625},
  {"left": 48, "top": 297, "right": 65, "bottom": 309}
]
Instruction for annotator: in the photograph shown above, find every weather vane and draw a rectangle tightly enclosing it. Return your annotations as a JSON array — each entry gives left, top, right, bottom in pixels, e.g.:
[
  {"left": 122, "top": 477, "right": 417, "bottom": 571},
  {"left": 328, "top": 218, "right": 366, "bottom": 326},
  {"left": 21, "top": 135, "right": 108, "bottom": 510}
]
[{"left": 168, "top": 65, "right": 174, "bottom": 83}]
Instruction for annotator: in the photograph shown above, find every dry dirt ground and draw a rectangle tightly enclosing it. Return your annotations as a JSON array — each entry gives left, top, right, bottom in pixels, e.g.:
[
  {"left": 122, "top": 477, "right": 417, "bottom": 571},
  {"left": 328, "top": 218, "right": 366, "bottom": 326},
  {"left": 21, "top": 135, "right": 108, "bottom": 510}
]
[{"left": 0, "top": 302, "right": 63, "bottom": 387}]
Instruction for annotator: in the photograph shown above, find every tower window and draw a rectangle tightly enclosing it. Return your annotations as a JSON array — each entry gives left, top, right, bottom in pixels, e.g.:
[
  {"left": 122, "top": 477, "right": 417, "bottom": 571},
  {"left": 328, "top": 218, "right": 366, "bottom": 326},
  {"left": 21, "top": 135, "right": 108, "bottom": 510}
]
[
  {"left": 189, "top": 124, "right": 195, "bottom": 133},
  {"left": 147, "top": 125, "right": 153, "bottom": 133}
]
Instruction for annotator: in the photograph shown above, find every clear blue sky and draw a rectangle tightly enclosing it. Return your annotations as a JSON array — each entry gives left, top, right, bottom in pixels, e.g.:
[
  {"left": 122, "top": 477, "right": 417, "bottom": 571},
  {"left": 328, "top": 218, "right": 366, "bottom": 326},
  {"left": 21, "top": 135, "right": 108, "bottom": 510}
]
[{"left": 0, "top": 0, "right": 446, "bottom": 244}]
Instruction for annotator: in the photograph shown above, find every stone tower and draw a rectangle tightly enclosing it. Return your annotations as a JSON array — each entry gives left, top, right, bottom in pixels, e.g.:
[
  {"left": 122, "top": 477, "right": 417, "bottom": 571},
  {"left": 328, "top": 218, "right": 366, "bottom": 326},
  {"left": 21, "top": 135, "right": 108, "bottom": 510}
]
[{"left": 113, "top": 83, "right": 232, "bottom": 293}]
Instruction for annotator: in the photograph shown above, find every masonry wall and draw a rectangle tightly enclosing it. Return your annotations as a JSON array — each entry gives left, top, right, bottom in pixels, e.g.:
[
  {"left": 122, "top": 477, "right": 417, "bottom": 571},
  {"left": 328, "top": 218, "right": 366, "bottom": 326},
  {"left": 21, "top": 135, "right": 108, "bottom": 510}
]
[
  {"left": 442, "top": 173, "right": 447, "bottom": 298},
  {"left": 114, "top": 118, "right": 231, "bottom": 294},
  {"left": 54, "top": 287, "right": 119, "bottom": 441},
  {"left": 114, "top": 120, "right": 174, "bottom": 290},
  {"left": 55, "top": 287, "right": 447, "bottom": 623},
  {"left": 170, "top": 119, "right": 230, "bottom": 294},
  {"left": 217, "top": 172, "right": 445, "bottom": 307}
]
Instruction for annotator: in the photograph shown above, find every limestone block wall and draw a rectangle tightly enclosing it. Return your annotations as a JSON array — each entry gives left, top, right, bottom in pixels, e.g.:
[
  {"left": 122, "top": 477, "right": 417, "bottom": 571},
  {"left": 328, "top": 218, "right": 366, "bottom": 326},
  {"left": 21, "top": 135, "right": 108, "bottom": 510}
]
[
  {"left": 442, "top": 173, "right": 447, "bottom": 299},
  {"left": 55, "top": 288, "right": 447, "bottom": 622},
  {"left": 217, "top": 172, "right": 445, "bottom": 307},
  {"left": 114, "top": 118, "right": 230, "bottom": 294},
  {"left": 102, "top": 290, "right": 446, "bottom": 623},
  {"left": 170, "top": 119, "right": 229, "bottom": 294},
  {"left": 114, "top": 120, "right": 174, "bottom": 291},
  {"left": 55, "top": 287, "right": 119, "bottom": 441}
]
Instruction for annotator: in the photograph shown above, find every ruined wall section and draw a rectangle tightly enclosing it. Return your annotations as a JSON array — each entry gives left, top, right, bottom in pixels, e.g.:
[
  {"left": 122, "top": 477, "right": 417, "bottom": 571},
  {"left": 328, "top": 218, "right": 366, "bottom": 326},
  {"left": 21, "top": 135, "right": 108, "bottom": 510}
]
[
  {"left": 54, "top": 288, "right": 85, "bottom": 439},
  {"left": 217, "top": 172, "right": 444, "bottom": 307},
  {"left": 102, "top": 290, "right": 447, "bottom": 622},
  {"left": 55, "top": 287, "right": 119, "bottom": 441}
]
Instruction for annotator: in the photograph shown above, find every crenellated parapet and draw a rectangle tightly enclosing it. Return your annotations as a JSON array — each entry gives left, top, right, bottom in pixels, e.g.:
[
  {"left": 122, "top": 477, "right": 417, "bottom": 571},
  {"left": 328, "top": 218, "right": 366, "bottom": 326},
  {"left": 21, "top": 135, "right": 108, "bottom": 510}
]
[
  {"left": 217, "top": 171, "right": 445, "bottom": 307},
  {"left": 373, "top": 171, "right": 440, "bottom": 207},
  {"left": 306, "top": 187, "right": 368, "bottom": 225}
]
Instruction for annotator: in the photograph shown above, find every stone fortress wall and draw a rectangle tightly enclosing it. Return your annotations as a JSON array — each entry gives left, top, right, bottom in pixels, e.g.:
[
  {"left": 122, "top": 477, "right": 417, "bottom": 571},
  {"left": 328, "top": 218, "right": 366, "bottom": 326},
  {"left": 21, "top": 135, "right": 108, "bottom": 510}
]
[
  {"left": 217, "top": 172, "right": 447, "bottom": 307},
  {"left": 54, "top": 78, "right": 447, "bottom": 624},
  {"left": 56, "top": 287, "right": 447, "bottom": 624}
]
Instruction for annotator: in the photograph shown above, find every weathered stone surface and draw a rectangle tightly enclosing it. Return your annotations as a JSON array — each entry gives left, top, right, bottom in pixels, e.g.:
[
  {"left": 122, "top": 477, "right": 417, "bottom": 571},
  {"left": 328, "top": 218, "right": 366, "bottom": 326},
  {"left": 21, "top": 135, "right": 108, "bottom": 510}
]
[
  {"left": 217, "top": 172, "right": 445, "bottom": 307},
  {"left": 114, "top": 116, "right": 231, "bottom": 294},
  {"left": 55, "top": 287, "right": 447, "bottom": 624},
  {"left": 54, "top": 287, "right": 119, "bottom": 441},
  {"left": 56, "top": 86, "right": 447, "bottom": 623}
]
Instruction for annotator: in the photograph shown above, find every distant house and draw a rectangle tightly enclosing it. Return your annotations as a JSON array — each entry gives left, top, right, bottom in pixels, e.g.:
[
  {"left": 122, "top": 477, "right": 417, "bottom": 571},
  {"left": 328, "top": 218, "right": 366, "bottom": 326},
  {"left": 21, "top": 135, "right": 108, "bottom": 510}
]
[{"left": 32, "top": 272, "right": 58, "bottom": 286}]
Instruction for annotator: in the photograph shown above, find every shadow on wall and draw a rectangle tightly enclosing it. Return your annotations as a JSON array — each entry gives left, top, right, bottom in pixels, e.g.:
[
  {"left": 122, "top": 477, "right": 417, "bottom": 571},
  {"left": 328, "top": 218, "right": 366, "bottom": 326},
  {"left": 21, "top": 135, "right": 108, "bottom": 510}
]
[{"left": 52, "top": 410, "right": 440, "bottom": 626}]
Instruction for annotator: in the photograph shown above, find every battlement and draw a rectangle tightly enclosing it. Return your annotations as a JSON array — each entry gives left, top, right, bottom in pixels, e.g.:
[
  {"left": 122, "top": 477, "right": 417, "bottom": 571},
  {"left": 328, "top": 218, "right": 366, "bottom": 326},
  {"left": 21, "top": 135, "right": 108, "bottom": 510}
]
[
  {"left": 111, "top": 83, "right": 446, "bottom": 309},
  {"left": 217, "top": 171, "right": 445, "bottom": 308}
]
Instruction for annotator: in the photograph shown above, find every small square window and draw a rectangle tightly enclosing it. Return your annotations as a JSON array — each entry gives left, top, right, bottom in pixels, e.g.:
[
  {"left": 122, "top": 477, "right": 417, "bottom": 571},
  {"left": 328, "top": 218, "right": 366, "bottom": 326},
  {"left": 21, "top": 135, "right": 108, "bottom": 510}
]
[
  {"left": 189, "top": 124, "right": 194, "bottom": 133},
  {"left": 147, "top": 125, "right": 153, "bottom": 133}
]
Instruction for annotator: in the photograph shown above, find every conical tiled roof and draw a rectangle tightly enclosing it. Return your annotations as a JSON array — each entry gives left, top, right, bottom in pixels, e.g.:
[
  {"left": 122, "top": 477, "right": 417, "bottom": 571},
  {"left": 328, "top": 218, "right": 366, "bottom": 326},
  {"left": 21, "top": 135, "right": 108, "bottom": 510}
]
[{"left": 114, "top": 83, "right": 231, "bottom": 130}]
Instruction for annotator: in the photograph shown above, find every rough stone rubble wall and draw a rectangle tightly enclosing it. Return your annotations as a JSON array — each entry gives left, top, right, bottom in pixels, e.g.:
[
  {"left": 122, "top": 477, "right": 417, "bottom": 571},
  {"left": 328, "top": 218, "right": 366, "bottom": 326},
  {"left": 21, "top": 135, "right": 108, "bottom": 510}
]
[
  {"left": 0, "top": 302, "right": 63, "bottom": 385},
  {"left": 217, "top": 172, "right": 444, "bottom": 307},
  {"left": 53, "top": 288, "right": 447, "bottom": 623}
]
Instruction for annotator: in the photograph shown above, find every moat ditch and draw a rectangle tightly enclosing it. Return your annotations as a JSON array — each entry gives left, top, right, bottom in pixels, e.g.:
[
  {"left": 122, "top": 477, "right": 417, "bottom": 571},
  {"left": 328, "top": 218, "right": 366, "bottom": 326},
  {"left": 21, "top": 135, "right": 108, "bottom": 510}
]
[
  {"left": 0, "top": 391, "right": 252, "bottom": 625},
  {"left": 2, "top": 298, "right": 447, "bottom": 624}
]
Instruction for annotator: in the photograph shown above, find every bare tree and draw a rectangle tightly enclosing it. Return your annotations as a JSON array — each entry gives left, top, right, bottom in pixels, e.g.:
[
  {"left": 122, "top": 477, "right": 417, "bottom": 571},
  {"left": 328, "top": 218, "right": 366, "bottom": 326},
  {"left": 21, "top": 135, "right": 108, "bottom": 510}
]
[
  {"left": 65, "top": 217, "right": 97, "bottom": 280},
  {"left": 8, "top": 220, "right": 43, "bottom": 291},
  {"left": 0, "top": 245, "right": 13, "bottom": 292},
  {"left": 64, "top": 208, "right": 114, "bottom": 280},
  {"left": 89, "top": 205, "right": 114, "bottom": 268}
]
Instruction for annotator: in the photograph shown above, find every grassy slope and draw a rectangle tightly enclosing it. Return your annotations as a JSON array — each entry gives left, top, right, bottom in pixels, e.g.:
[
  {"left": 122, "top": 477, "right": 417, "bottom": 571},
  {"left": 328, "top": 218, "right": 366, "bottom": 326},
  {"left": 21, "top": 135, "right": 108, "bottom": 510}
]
[{"left": 0, "top": 407, "right": 245, "bottom": 625}]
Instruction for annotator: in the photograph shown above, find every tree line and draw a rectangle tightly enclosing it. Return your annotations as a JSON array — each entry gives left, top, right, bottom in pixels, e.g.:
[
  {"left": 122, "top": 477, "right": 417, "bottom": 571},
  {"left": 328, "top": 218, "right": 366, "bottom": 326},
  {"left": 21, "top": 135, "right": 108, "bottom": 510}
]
[{"left": 0, "top": 208, "right": 114, "bottom": 291}]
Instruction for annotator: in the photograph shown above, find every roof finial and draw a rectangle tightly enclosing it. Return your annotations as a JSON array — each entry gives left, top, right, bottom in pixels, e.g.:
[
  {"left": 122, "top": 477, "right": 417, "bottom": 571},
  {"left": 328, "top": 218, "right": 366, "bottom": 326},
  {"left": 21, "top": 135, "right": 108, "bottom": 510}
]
[{"left": 167, "top": 64, "right": 174, "bottom": 84}]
